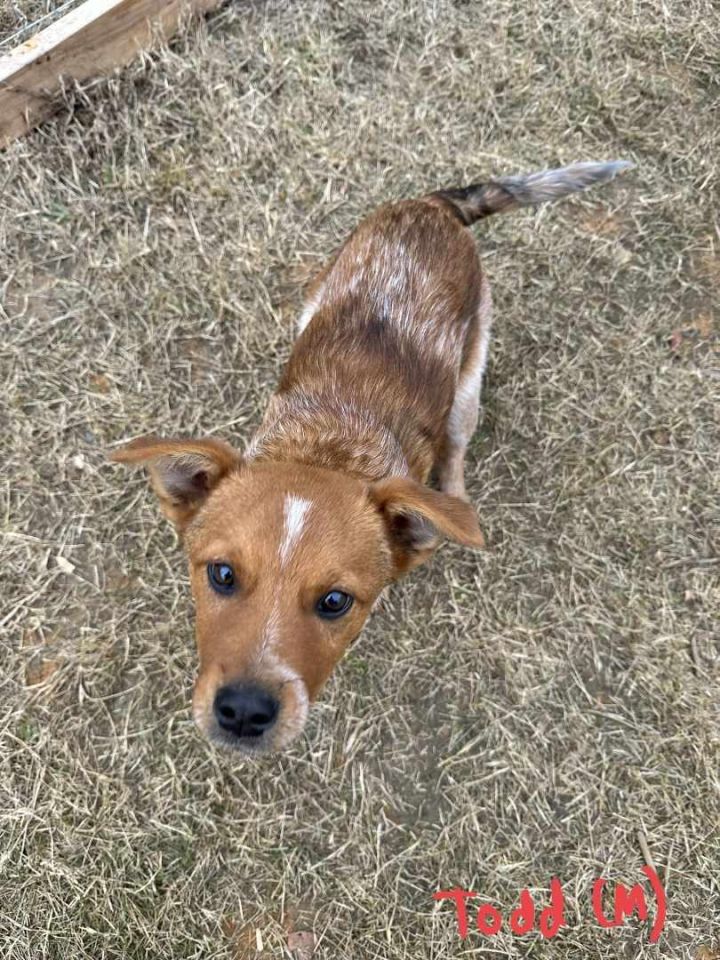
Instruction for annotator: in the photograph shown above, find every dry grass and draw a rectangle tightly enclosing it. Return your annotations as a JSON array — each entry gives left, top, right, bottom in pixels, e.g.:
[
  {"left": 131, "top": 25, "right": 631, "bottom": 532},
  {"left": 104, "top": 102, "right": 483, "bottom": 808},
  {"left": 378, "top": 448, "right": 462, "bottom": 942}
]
[
  {"left": 0, "top": 0, "right": 80, "bottom": 48},
  {"left": 1, "top": 0, "right": 719, "bottom": 957}
]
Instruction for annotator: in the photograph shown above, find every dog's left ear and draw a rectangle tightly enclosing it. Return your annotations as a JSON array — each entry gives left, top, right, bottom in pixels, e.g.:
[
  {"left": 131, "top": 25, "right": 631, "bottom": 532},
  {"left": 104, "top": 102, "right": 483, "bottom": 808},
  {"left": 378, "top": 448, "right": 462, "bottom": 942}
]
[
  {"left": 110, "top": 435, "right": 241, "bottom": 529},
  {"left": 370, "top": 477, "right": 485, "bottom": 575}
]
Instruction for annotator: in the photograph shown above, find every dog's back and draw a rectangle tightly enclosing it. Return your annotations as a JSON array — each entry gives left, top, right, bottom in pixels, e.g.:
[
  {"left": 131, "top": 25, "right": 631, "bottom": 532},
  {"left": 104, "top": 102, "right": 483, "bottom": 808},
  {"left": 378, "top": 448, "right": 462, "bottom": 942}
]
[
  {"left": 280, "top": 198, "right": 483, "bottom": 478},
  {"left": 269, "top": 160, "right": 632, "bottom": 483}
]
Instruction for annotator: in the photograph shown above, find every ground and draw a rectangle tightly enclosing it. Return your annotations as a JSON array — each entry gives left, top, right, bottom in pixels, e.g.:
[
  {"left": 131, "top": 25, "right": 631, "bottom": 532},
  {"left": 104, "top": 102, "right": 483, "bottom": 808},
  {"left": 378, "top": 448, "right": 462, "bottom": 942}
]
[
  {"left": 0, "top": 0, "right": 73, "bottom": 48},
  {"left": 1, "top": 1, "right": 719, "bottom": 958}
]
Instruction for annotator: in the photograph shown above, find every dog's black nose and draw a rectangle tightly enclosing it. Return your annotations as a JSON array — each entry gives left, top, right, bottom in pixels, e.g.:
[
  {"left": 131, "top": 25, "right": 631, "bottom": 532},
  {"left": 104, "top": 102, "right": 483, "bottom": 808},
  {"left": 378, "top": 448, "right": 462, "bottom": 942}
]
[{"left": 213, "top": 684, "right": 279, "bottom": 739}]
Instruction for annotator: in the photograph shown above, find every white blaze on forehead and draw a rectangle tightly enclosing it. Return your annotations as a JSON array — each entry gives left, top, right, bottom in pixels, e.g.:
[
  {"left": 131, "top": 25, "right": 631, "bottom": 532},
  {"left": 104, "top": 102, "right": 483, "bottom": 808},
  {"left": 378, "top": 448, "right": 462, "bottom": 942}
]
[{"left": 279, "top": 495, "right": 312, "bottom": 567}]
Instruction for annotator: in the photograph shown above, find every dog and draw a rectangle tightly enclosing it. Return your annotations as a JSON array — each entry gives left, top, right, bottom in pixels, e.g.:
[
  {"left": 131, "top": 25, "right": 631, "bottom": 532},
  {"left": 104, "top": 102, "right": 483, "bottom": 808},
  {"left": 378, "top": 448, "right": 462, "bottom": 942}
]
[{"left": 111, "top": 160, "right": 631, "bottom": 754}]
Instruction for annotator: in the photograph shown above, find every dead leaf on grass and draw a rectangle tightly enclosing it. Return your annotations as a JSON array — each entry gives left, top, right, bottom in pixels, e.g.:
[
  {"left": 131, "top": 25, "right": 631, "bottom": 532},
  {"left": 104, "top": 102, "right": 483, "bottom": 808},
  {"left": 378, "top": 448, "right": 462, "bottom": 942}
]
[
  {"left": 698, "top": 249, "right": 720, "bottom": 288},
  {"left": 690, "top": 312, "right": 713, "bottom": 338},
  {"left": 22, "top": 627, "right": 42, "bottom": 649},
  {"left": 580, "top": 207, "right": 624, "bottom": 236},
  {"left": 669, "top": 329, "right": 684, "bottom": 352},
  {"left": 696, "top": 947, "right": 720, "bottom": 960},
  {"left": 25, "top": 658, "right": 61, "bottom": 686},
  {"left": 89, "top": 373, "right": 111, "bottom": 393},
  {"left": 288, "top": 930, "right": 316, "bottom": 959}
]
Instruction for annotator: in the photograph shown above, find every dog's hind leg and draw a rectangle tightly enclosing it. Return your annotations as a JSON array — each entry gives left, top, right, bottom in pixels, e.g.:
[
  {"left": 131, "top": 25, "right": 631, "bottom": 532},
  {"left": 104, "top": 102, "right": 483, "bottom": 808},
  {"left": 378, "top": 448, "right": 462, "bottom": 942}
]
[{"left": 437, "top": 276, "right": 492, "bottom": 500}]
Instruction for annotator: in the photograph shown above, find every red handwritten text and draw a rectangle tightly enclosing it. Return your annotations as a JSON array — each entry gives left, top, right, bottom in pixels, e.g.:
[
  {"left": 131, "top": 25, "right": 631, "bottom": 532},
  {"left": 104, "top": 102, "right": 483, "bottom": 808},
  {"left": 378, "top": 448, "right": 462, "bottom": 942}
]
[{"left": 434, "top": 867, "right": 666, "bottom": 943}]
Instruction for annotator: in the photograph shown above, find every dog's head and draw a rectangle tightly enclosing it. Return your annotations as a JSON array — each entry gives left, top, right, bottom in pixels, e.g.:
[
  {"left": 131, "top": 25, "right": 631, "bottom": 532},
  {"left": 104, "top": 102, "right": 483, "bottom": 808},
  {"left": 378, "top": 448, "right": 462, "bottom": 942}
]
[{"left": 111, "top": 436, "right": 484, "bottom": 754}]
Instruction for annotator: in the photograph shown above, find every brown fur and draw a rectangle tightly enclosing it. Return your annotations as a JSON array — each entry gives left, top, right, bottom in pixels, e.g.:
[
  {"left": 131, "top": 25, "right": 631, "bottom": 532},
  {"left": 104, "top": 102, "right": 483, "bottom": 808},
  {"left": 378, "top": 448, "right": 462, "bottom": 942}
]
[
  {"left": 253, "top": 198, "right": 482, "bottom": 481},
  {"left": 111, "top": 161, "right": 630, "bottom": 753}
]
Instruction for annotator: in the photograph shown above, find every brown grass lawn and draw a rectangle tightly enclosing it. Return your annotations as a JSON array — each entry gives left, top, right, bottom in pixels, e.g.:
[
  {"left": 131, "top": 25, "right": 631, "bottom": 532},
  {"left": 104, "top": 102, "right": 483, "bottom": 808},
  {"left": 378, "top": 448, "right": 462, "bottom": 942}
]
[{"left": 1, "top": 1, "right": 719, "bottom": 957}]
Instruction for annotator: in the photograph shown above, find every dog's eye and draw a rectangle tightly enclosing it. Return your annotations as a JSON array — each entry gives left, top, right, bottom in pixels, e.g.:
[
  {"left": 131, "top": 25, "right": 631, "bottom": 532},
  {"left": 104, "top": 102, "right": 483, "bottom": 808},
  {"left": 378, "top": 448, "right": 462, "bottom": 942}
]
[
  {"left": 207, "top": 562, "right": 235, "bottom": 595},
  {"left": 316, "top": 590, "right": 353, "bottom": 620}
]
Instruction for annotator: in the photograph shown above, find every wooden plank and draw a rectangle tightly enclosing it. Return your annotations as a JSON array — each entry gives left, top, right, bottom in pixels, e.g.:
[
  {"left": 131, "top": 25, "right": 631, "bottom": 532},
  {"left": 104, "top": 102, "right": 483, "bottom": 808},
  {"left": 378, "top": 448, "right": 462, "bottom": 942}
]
[{"left": 0, "top": 0, "right": 222, "bottom": 148}]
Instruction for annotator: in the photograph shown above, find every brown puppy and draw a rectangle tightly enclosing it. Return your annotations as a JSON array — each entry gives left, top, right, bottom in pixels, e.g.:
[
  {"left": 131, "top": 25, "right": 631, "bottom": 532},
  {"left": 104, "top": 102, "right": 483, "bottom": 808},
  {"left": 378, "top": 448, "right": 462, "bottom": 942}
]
[{"left": 112, "top": 161, "right": 631, "bottom": 754}]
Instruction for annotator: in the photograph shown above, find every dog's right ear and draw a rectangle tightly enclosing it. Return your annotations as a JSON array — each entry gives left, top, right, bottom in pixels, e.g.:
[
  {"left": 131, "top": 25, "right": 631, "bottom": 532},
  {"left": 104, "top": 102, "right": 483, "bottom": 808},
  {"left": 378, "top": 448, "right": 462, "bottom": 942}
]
[
  {"left": 370, "top": 476, "right": 485, "bottom": 576},
  {"left": 110, "top": 435, "right": 242, "bottom": 529}
]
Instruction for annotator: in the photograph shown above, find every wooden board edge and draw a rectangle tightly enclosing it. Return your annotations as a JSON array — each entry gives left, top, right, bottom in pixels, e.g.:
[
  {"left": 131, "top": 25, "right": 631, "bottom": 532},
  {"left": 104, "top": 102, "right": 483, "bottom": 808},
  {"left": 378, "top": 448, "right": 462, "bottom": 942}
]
[{"left": 0, "top": 0, "right": 224, "bottom": 148}]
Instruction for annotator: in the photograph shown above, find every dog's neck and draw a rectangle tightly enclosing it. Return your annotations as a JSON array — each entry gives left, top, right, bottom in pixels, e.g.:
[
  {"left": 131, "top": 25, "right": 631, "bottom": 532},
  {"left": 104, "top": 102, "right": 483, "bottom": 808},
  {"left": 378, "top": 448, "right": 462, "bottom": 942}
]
[{"left": 245, "top": 388, "right": 410, "bottom": 482}]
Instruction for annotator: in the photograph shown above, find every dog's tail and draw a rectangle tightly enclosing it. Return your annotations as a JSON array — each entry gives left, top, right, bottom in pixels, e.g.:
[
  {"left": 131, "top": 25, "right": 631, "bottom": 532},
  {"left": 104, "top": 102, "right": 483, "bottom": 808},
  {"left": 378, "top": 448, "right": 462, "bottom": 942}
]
[{"left": 432, "top": 160, "right": 633, "bottom": 226}]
